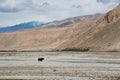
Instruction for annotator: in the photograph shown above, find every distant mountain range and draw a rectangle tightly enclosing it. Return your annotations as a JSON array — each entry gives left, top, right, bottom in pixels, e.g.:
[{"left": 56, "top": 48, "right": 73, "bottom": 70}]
[
  {"left": 0, "top": 21, "right": 44, "bottom": 33},
  {"left": 0, "top": 13, "right": 103, "bottom": 33}
]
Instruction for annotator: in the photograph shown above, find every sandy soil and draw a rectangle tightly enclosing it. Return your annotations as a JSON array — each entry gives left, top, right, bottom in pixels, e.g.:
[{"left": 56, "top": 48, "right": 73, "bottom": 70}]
[{"left": 0, "top": 52, "right": 120, "bottom": 80}]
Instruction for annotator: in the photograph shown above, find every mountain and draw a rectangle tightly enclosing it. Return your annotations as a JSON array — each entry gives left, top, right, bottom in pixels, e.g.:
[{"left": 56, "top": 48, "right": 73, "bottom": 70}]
[
  {"left": 0, "top": 21, "right": 44, "bottom": 33},
  {"left": 0, "top": 13, "right": 102, "bottom": 51},
  {"left": 0, "top": 4, "right": 119, "bottom": 51},
  {"left": 56, "top": 4, "right": 120, "bottom": 51},
  {"left": 41, "top": 13, "right": 103, "bottom": 28},
  {"left": 0, "top": 14, "right": 103, "bottom": 33}
]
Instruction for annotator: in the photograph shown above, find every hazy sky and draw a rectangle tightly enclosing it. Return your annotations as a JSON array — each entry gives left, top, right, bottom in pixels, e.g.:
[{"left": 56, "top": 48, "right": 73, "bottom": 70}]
[{"left": 0, "top": 0, "right": 120, "bottom": 26}]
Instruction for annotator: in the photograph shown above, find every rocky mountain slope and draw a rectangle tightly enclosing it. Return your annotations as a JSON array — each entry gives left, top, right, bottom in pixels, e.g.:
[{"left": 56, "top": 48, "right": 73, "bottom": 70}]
[
  {"left": 57, "top": 4, "right": 120, "bottom": 51},
  {"left": 0, "top": 4, "right": 120, "bottom": 51}
]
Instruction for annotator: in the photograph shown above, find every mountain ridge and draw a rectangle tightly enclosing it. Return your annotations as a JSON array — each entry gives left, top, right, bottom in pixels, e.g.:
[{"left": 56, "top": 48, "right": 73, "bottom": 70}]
[{"left": 41, "top": 13, "right": 103, "bottom": 28}]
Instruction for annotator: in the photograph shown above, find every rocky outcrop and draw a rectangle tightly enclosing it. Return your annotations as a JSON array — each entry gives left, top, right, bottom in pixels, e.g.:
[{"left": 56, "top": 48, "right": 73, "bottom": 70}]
[{"left": 97, "top": 4, "right": 120, "bottom": 24}]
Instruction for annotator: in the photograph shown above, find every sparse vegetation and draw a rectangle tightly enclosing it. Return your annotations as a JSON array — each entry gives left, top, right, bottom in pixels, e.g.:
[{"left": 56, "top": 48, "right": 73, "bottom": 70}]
[
  {"left": 0, "top": 50, "right": 17, "bottom": 52},
  {"left": 62, "top": 48, "right": 89, "bottom": 52},
  {"left": 107, "top": 50, "right": 119, "bottom": 52}
]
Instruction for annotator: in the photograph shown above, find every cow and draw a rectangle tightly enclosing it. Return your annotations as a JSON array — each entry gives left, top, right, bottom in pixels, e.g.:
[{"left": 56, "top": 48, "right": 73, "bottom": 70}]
[{"left": 38, "top": 58, "right": 44, "bottom": 62}]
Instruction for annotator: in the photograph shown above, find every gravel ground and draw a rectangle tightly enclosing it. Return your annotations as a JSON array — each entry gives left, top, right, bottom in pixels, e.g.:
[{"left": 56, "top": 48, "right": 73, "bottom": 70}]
[{"left": 0, "top": 52, "right": 120, "bottom": 80}]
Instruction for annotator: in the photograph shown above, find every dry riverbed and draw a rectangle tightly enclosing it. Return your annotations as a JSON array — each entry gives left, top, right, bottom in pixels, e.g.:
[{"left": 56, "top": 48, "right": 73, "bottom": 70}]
[{"left": 0, "top": 52, "right": 120, "bottom": 80}]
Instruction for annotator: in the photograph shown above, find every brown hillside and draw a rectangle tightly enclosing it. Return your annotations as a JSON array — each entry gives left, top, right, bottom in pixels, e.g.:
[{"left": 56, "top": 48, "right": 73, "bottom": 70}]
[
  {"left": 0, "top": 4, "right": 120, "bottom": 51},
  {"left": 0, "top": 13, "right": 101, "bottom": 51},
  {"left": 57, "top": 4, "right": 120, "bottom": 51}
]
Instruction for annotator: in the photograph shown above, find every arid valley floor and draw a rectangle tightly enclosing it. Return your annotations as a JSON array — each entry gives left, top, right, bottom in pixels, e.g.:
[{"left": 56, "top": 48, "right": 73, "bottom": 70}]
[{"left": 0, "top": 52, "right": 120, "bottom": 80}]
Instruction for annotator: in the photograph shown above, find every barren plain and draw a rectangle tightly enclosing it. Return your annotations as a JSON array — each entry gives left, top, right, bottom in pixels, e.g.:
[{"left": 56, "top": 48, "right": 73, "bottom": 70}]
[{"left": 0, "top": 52, "right": 120, "bottom": 80}]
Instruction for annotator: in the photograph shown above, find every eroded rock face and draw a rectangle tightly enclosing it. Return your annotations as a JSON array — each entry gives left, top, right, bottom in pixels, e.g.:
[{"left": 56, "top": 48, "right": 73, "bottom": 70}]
[
  {"left": 105, "top": 4, "right": 120, "bottom": 23},
  {"left": 97, "top": 4, "right": 120, "bottom": 24}
]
